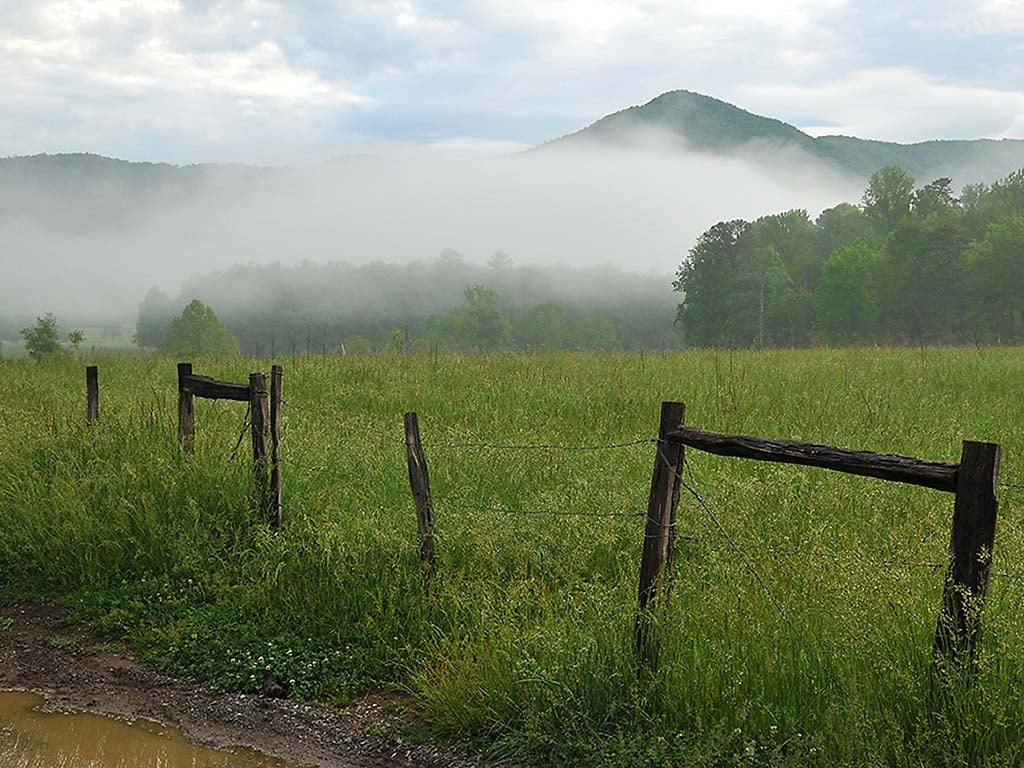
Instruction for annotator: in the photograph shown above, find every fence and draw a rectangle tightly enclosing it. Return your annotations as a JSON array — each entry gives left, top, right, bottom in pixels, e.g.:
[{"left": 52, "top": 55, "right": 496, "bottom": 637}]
[
  {"left": 84, "top": 362, "right": 285, "bottom": 529},
  {"left": 81, "top": 365, "right": 1005, "bottom": 687},
  {"left": 404, "top": 401, "right": 1001, "bottom": 682}
]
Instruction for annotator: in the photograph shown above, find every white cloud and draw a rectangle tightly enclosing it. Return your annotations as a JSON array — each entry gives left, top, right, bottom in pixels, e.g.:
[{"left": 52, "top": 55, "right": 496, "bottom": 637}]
[
  {"left": 0, "top": 0, "right": 373, "bottom": 161},
  {"left": 740, "top": 68, "right": 1024, "bottom": 142},
  {"left": 0, "top": 0, "right": 1022, "bottom": 161},
  {"left": 479, "top": 0, "right": 846, "bottom": 67},
  {"left": 972, "top": 0, "right": 1024, "bottom": 33}
]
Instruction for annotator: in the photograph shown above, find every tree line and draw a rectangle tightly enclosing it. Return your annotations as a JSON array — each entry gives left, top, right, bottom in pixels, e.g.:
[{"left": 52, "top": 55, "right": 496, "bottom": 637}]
[
  {"left": 136, "top": 257, "right": 680, "bottom": 355},
  {"left": 675, "top": 166, "right": 1024, "bottom": 346}
]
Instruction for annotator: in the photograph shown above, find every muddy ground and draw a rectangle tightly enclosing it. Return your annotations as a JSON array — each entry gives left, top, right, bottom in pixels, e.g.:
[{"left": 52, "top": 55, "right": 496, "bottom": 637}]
[{"left": 0, "top": 602, "right": 500, "bottom": 768}]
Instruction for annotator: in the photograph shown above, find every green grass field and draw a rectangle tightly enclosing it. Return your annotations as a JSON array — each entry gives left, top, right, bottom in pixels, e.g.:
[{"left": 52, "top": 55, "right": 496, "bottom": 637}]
[{"left": 3, "top": 349, "right": 1024, "bottom": 766}]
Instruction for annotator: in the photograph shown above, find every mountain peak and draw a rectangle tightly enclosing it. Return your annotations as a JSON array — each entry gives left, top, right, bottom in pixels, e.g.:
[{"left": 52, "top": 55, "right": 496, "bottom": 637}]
[
  {"left": 546, "top": 89, "right": 814, "bottom": 154},
  {"left": 542, "top": 89, "right": 1024, "bottom": 181}
]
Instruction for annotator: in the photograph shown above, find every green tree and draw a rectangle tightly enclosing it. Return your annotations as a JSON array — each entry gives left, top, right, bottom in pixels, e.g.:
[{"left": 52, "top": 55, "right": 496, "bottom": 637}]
[
  {"left": 457, "top": 285, "right": 512, "bottom": 351},
  {"left": 20, "top": 313, "right": 61, "bottom": 359},
  {"left": 568, "top": 312, "right": 617, "bottom": 350},
  {"left": 674, "top": 219, "right": 750, "bottom": 346},
  {"left": 912, "top": 177, "right": 958, "bottom": 219},
  {"left": 816, "top": 241, "right": 883, "bottom": 343},
  {"left": 884, "top": 210, "right": 966, "bottom": 342},
  {"left": 964, "top": 216, "right": 1024, "bottom": 341},
  {"left": 814, "top": 203, "right": 874, "bottom": 258},
  {"left": 159, "top": 300, "right": 240, "bottom": 357},
  {"left": 862, "top": 165, "right": 916, "bottom": 235},
  {"left": 516, "top": 302, "right": 567, "bottom": 349},
  {"left": 67, "top": 329, "right": 85, "bottom": 351}
]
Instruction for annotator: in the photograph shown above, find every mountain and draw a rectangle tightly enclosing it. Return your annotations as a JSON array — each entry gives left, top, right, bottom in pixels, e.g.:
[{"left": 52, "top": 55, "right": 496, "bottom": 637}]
[{"left": 542, "top": 90, "right": 1024, "bottom": 182}]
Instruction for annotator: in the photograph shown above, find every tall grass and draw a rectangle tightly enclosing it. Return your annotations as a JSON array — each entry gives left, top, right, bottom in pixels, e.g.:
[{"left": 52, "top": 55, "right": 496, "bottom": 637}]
[{"left": 3, "top": 349, "right": 1024, "bottom": 765}]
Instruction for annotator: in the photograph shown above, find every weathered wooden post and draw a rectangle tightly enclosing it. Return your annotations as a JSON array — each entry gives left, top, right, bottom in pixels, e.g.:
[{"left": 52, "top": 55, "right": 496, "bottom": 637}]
[
  {"left": 177, "top": 362, "right": 195, "bottom": 452},
  {"left": 404, "top": 412, "right": 437, "bottom": 593},
  {"left": 269, "top": 365, "right": 283, "bottom": 530},
  {"left": 249, "top": 372, "right": 270, "bottom": 517},
  {"left": 86, "top": 365, "right": 99, "bottom": 424},
  {"left": 635, "top": 401, "right": 686, "bottom": 666},
  {"left": 934, "top": 440, "right": 1000, "bottom": 672}
]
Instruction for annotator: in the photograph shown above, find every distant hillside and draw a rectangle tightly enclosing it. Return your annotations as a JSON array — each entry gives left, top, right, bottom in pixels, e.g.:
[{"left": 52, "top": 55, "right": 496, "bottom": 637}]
[
  {"left": 0, "top": 153, "right": 275, "bottom": 232},
  {"left": 544, "top": 90, "right": 1024, "bottom": 182}
]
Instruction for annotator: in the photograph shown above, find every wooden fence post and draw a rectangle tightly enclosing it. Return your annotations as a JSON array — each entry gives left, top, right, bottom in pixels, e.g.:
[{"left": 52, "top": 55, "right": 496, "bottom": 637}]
[
  {"left": 404, "top": 412, "right": 437, "bottom": 593},
  {"left": 934, "top": 440, "right": 1000, "bottom": 672},
  {"left": 249, "top": 372, "right": 270, "bottom": 518},
  {"left": 177, "top": 362, "right": 195, "bottom": 452},
  {"left": 269, "top": 365, "right": 283, "bottom": 530},
  {"left": 635, "top": 401, "right": 686, "bottom": 665},
  {"left": 86, "top": 365, "right": 99, "bottom": 424}
]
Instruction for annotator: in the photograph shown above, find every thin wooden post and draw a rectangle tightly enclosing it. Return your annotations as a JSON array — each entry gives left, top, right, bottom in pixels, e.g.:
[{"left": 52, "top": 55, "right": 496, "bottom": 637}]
[
  {"left": 269, "top": 365, "right": 283, "bottom": 530},
  {"left": 249, "top": 372, "right": 270, "bottom": 517},
  {"left": 86, "top": 365, "right": 99, "bottom": 424},
  {"left": 934, "top": 440, "right": 1000, "bottom": 671},
  {"left": 404, "top": 412, "right": 437, "bottom": 593},
  {"left": 177, "top": 362, "right": 195, "bottom": 453},
  {"left": 635, "top": 401, "right": 686, "bottom": 665}
]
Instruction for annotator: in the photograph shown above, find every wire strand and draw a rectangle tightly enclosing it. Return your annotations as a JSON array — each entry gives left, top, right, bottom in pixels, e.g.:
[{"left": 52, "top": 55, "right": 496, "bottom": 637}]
[
  {"left": 421, "top": 437, "right": 656, "bottom": 452},
  {"left": 438, "top": 498, "right": 645, "bottom": 518},
  {"left": 227, "top": 403, "right": 252, "bottom": 463},
  {"left": 662, "top": 448, "right": 798, "bottom": 633}
]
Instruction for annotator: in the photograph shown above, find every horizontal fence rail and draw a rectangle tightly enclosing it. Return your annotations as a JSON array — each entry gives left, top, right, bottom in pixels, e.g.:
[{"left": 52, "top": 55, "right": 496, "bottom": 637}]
[
  {"left": 180, "top": 374, "right": 251, "bottom": 402},
  {"left": 666, "top": 426, "right": 959, "bottom": 493}
]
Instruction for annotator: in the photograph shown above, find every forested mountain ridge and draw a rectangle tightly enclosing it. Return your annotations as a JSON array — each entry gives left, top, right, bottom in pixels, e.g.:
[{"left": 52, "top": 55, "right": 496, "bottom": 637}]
[{"left": 544, "top": 90, "right": 1024, "bottom": 181}]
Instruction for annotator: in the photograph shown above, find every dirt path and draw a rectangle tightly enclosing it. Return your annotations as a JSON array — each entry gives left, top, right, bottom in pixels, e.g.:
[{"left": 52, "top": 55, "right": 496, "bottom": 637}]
[{"left": 0, "top": 602, "right": 495, "bottom": 768}]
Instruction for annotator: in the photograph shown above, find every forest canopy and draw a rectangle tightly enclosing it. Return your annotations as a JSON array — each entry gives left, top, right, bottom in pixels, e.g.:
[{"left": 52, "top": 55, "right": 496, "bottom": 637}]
[{"left": 674, "top": 166, "right": 1024, "bottom": 347}]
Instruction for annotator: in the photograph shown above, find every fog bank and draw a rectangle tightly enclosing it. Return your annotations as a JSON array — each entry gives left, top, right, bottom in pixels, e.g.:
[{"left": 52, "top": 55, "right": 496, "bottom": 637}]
[{"left": 0, "top": 137, "right": 862, "bottom": 329}]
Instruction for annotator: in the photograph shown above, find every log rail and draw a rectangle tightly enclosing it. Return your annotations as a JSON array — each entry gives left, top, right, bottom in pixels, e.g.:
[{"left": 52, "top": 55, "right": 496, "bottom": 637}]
[{"left": 665, "top": 426, "right": 959, "bottom": 493}]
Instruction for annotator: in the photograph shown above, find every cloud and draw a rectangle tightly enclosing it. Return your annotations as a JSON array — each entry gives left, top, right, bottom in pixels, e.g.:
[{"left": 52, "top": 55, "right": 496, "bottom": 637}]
[
  {"left": 0, "top": 1, "right": 375, "bottom": 162},
  {"left": 0, "top": 0, "right": 860, "bottom": 161},
  {"left": 739, "top": 68, "right": 1024, "bottom": 143},
  {"left": 1, "top": 0, "right": 1023, "bottom": 161}
]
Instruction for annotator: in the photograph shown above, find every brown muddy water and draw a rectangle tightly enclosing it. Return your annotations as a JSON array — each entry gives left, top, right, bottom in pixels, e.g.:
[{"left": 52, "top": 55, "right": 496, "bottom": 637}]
[{"left": 0, "top": 690, "right": 297, "bottom": 767}]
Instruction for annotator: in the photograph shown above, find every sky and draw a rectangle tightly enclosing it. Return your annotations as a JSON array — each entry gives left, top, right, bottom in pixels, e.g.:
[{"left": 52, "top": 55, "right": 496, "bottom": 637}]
[{"left": 3, "top": 0, "right": 1024, "bottom": 165}]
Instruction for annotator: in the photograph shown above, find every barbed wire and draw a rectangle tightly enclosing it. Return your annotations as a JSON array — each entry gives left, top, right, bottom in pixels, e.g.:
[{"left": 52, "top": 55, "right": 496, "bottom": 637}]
[
  {"left": 659, "top": 447, "right": 799, "bottom": 634},
  {"left": 419, "top": 437, "right": 657, "bottom": 452},
  {"left": 226, "top": 403, "right": 252, "bottom": 463},
  {"left": 436, "top": 497, "right": 646, "bottom": 518}
]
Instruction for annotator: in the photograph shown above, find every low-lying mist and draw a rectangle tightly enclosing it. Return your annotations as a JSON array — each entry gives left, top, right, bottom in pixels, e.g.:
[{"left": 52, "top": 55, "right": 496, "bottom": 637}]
[{"left": 0, "top": 132, "right": 864, "bottom": 332}]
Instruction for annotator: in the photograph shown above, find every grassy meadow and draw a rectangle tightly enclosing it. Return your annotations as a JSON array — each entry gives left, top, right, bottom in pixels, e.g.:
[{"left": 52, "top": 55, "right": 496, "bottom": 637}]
[{"left": 3, "top": 348, "right": 1024, "bottom": 766}]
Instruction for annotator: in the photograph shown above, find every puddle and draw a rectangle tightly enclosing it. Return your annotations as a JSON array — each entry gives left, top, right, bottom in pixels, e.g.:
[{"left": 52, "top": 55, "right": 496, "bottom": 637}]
[{"left": 0, "top": 690, "right": 297, "bottom": 767}]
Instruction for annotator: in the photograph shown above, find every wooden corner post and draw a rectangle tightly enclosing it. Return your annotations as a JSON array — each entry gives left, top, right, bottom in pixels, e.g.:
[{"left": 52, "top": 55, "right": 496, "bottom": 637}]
[
  {"left": 177, "top": 362, "right": 195, "bottom": 452},
  {"left": 934, "top": 440, "right": 1000, "bottom": 672},
  {"left": 404, "top": 412, "right": 437, "bottom": 593},
  {"left": 269, "top": 365, "right": 284, "bottom": 530},
  {"left": 249, "top": 372, "right": 270, "bottom": 519},
  {"left": 86, "top": 365, "right": 99, "bottom": 424},
  {"left": 636, "top": 400, "right": 686, "bottom": 665}
]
